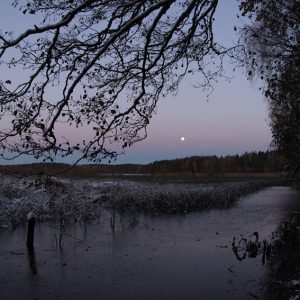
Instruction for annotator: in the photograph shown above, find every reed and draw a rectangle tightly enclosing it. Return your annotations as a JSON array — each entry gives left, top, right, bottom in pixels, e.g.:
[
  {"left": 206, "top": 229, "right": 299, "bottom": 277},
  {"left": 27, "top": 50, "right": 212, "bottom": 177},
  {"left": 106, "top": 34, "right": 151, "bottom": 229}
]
[{"left": 0, "top": 175, "right": 287, "bottom": 227}]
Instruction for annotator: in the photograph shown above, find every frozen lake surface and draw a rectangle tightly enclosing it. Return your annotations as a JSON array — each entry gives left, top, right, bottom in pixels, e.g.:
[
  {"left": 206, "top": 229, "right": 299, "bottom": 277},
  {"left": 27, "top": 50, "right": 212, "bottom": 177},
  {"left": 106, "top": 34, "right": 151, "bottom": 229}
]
[{"left": 0, "top": 186, "right": 299, "bottom": 300}]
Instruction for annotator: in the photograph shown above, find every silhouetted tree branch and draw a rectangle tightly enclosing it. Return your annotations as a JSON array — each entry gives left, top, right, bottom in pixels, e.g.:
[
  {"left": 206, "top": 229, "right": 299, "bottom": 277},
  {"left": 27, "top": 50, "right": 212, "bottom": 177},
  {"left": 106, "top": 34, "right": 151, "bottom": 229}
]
[{"left": 0, "top": 0, "right": 234, "bottom": 163}]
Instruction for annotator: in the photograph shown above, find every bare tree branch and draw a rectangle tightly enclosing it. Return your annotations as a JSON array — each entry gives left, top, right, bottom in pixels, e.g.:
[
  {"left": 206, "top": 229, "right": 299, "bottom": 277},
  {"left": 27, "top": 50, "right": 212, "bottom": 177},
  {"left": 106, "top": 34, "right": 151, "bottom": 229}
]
[{"left": 0, "top": 0, "right": 228, "bottom": 163}]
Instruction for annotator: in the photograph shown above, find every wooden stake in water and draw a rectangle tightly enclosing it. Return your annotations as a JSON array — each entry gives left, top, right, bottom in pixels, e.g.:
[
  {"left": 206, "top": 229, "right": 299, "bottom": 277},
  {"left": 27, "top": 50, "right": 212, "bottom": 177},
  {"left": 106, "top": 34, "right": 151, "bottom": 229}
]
[{"left": 27, "top": 212, "right": 35, "bottom": 249}]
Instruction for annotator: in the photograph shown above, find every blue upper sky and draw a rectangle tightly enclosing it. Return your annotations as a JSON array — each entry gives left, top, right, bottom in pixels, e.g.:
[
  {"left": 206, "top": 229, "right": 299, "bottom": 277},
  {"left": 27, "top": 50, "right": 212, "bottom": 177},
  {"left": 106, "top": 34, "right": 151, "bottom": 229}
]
[{"left": 0, "top": 0, "right": 272, "bottom": 165}]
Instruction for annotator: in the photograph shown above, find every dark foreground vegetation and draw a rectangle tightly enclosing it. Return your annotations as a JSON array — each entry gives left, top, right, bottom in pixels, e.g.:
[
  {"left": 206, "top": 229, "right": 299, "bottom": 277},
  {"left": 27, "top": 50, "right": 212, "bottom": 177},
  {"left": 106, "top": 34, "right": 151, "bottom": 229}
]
[{"left": 263, "top": 212, "right": 300, "bottom": 300}]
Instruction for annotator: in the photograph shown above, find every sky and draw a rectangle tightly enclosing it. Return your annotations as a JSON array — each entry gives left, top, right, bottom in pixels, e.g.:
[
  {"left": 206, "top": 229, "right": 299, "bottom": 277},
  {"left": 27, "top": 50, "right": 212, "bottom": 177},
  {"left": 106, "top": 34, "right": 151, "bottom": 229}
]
[{"left": 0, "top": 1, "right": 272, "bottom": 165}]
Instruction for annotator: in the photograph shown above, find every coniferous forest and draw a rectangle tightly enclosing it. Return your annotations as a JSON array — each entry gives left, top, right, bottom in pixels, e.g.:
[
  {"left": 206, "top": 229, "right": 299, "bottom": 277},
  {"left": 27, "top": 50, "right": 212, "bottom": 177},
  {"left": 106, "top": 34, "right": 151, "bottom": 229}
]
[{"left": 0, "top": 151, "right": 283, "bottom": 178}]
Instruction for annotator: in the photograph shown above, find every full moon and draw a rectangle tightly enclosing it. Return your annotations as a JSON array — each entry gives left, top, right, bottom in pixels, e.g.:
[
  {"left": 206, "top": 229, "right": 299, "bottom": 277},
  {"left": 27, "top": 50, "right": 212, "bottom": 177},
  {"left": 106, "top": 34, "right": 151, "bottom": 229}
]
[{"left": 180, "top": 136, "right": 185, "bottom": 142}]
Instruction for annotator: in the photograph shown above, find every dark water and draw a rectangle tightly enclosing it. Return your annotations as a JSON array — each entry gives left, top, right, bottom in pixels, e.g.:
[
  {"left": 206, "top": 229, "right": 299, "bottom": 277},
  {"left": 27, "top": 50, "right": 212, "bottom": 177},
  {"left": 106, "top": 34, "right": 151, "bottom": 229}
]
[{"left": 0, "top": 186, "right": 299, "bottom": 300}]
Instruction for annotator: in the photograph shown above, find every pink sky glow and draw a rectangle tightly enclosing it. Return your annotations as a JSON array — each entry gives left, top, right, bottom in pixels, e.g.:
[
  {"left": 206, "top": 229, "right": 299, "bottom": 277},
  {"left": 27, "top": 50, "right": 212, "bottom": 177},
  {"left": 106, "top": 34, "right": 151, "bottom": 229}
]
[{"left": 0, "top": 1, "right": 272, "bottom": 164}]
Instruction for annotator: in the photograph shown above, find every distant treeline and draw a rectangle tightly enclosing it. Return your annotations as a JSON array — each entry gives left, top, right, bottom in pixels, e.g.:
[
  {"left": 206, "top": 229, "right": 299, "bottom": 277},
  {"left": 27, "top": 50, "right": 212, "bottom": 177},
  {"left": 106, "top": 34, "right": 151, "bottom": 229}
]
[
  {"left": 146, "top": 151, "right": 281, "bottom": 174},
  {"left": 0, "top": 151, "right": 282, "bottom": 177}
]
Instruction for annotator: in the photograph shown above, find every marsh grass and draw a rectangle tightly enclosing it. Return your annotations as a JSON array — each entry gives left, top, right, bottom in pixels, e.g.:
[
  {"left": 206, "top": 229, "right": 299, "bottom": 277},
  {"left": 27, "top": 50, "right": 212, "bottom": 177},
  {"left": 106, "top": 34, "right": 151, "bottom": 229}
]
[
  {"left": 0, "top": 174, "right": 287, "bottom": 227},
  {"left": 97, "top": 179, "right": 286, "bottom": 213}
]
